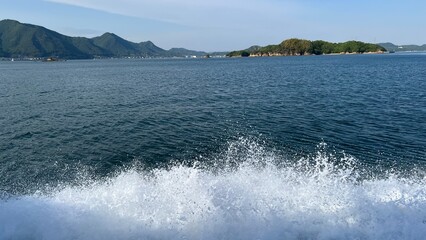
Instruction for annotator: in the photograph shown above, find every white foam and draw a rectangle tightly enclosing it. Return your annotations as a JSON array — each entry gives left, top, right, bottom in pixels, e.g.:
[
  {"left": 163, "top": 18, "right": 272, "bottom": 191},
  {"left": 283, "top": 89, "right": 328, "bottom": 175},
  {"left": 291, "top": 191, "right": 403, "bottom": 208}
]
[{"left": 1, "top": 139, "right": 426, "bottom": 240}]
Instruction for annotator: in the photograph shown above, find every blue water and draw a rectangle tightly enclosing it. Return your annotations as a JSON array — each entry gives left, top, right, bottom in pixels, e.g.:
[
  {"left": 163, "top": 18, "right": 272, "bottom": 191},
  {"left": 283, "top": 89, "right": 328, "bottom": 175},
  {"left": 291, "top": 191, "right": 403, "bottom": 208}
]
[{"left": 1, "top": 54, "right": 426, "bottom": 239}]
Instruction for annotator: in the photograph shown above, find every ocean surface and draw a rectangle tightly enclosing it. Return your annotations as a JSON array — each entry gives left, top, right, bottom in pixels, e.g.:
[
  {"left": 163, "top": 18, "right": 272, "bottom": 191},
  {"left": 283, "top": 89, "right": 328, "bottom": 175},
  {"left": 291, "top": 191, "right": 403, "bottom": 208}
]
[{"left": 1, "top": 53, "right": 426, "bottom": 239}]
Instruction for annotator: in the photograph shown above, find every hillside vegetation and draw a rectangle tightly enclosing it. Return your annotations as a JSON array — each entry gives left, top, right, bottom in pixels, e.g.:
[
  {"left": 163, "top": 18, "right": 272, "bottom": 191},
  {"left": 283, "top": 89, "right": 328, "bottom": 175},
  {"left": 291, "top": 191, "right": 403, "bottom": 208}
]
[
  {"left": 227, "top": 38, "right": 386, "bottom": 57},
  {"left": 0, "top": 19, "right": 206, "bottom": 59}
]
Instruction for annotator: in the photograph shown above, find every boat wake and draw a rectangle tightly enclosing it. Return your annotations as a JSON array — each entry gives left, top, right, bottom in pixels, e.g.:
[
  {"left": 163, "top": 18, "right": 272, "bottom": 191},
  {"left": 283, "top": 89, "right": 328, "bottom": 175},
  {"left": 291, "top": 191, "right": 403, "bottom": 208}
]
[{"left": 1, "top": 138, "right": 426, "bottom": 240}]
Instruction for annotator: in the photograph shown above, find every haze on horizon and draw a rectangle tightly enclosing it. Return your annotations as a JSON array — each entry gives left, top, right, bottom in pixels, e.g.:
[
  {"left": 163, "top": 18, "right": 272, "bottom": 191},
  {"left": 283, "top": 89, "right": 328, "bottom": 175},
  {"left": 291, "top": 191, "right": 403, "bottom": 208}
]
[{"left": 1, "top": 0, "right": 425, "bottom": 52}]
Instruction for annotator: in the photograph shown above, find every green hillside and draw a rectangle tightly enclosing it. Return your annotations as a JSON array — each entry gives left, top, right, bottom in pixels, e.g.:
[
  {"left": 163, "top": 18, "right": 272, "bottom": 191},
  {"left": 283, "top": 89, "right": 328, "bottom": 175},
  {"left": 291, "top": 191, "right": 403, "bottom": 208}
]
[
  {"left": 0, "top": 19, "right": 205, "bottom": 59},
  {"left": 0, "top": 19, "right": 90, "bottom": 58},
  {"left": 228, "top": 38, "right": 386, "bottom": 57},
  {"left": 138, "top": 41, "right": 168, "bottom": 57},
  {"left": 92, "top": 33, "right": 140, "bottom": 57},
  {"left": 166, "top": 48, "right": 207, "bottom": 57}
]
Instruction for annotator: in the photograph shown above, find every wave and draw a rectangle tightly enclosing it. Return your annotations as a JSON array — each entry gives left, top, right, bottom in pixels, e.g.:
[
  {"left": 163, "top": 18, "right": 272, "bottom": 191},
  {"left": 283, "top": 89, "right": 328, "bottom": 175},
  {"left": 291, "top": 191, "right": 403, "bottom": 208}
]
[{"left": 1, "top": 138, "right": 426, "bottom": 240}]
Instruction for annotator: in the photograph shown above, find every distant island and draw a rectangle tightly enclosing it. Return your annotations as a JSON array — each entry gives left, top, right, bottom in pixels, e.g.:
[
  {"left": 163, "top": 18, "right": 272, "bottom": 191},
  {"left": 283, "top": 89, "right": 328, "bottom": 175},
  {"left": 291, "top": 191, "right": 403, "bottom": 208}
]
[
  {"left": 0, "top": 19, "right": 210, "bottom": 60},
  {"left": 227, "top": 39, "right": 386, "bottom": 57},
  {"left": 377, "top": 42, "right": 426, "bottom": 52}
]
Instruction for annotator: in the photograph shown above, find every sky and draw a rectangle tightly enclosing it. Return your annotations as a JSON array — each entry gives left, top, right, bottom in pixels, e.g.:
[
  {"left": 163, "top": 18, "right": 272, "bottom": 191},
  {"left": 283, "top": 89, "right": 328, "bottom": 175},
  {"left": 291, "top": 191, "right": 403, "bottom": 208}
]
[{"left": 1, "top": 0, "right": 425, "bottom": 51}]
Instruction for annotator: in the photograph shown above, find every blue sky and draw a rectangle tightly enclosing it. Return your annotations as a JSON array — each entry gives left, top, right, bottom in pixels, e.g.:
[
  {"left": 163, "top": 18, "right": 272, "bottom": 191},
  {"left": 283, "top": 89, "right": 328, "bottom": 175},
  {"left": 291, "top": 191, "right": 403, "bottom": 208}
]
[{"left": 1, "top": 0, "right": 425, "bottom": 51}]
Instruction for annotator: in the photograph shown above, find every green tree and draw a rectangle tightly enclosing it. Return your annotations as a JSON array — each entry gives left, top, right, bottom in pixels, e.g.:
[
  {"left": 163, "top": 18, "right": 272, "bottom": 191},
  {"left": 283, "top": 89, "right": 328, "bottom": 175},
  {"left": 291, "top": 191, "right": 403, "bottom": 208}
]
[
  {"left": 241, "top": 51, "right": 250, "bottom": 57},
  {"left": 311, "top": 40, "right": 336, "bottom": 54},
  {"left": 280, "top": 38, "right": 312, "bottom": 55}
]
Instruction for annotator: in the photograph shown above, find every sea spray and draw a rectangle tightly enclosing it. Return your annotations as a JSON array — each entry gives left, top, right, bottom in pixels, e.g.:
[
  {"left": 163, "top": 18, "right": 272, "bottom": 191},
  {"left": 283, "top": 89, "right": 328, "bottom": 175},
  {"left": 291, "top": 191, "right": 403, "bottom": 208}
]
[{"left": 1, "top": 139, "right": 426, "bottom": 240}]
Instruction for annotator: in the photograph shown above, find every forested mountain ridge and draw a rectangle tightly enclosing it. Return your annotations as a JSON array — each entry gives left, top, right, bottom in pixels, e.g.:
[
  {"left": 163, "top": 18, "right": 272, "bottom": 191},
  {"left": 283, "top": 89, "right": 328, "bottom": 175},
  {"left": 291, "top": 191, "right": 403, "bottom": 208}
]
[{"left": 0, "top": 19, "right": 206, "bottom": 59}]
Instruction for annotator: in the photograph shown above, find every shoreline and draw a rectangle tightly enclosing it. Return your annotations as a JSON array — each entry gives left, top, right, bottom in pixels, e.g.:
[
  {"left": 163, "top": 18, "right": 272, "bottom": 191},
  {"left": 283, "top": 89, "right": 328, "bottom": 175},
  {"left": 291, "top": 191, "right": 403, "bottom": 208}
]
[{"left": 236, "top": 51, "right": 388, "bottom": 58}]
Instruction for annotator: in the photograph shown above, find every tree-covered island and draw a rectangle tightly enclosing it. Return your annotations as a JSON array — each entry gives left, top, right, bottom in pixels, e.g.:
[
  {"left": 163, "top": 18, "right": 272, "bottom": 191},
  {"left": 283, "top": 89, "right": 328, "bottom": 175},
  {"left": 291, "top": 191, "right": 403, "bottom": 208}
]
[{"left": 227, "top": 38, "right": 386, "bottom": 57}]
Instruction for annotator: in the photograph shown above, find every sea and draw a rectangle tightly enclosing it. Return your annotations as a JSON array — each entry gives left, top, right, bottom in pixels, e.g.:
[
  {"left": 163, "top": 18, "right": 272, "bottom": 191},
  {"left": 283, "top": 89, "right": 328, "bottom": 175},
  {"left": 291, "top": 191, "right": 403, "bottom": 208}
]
[{"left": 0, "top": 53, "right": 425, "bottom": 239}]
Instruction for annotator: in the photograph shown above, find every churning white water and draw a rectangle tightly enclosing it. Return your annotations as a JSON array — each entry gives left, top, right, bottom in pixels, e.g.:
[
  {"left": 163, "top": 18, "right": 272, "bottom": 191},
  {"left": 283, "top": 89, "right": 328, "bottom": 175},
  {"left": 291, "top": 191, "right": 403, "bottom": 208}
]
[{"left": 1, "top": 139, "right": 426, "bottom": 240}]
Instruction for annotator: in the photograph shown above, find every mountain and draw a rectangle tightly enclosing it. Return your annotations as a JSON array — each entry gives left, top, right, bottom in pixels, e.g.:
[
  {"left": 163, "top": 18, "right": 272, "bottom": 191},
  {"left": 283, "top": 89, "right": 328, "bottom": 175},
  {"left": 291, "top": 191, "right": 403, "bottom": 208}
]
[
  {"left": 0, "top": 19, "right": 92, "bottom": 59},
  {"left": 166, "top": 48, "right": 207, "bottom": 57},
  {"left": 90, "top": 33, "right": 167, "bottom": 57},
  {"left": 142, "top": 41, "right": 173, "bottom": 57},
  {"left": 378, "top": 42, "right": 426, "bottom": 52},
  {"left": 227, "top": 39, "right": 386, "bottom": 57},
  {"left": 0, "top": 19, "right": 205, "bottom": 59},
  {"left": 91, "top": 32, "right": 141, "bottom": 57}
]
